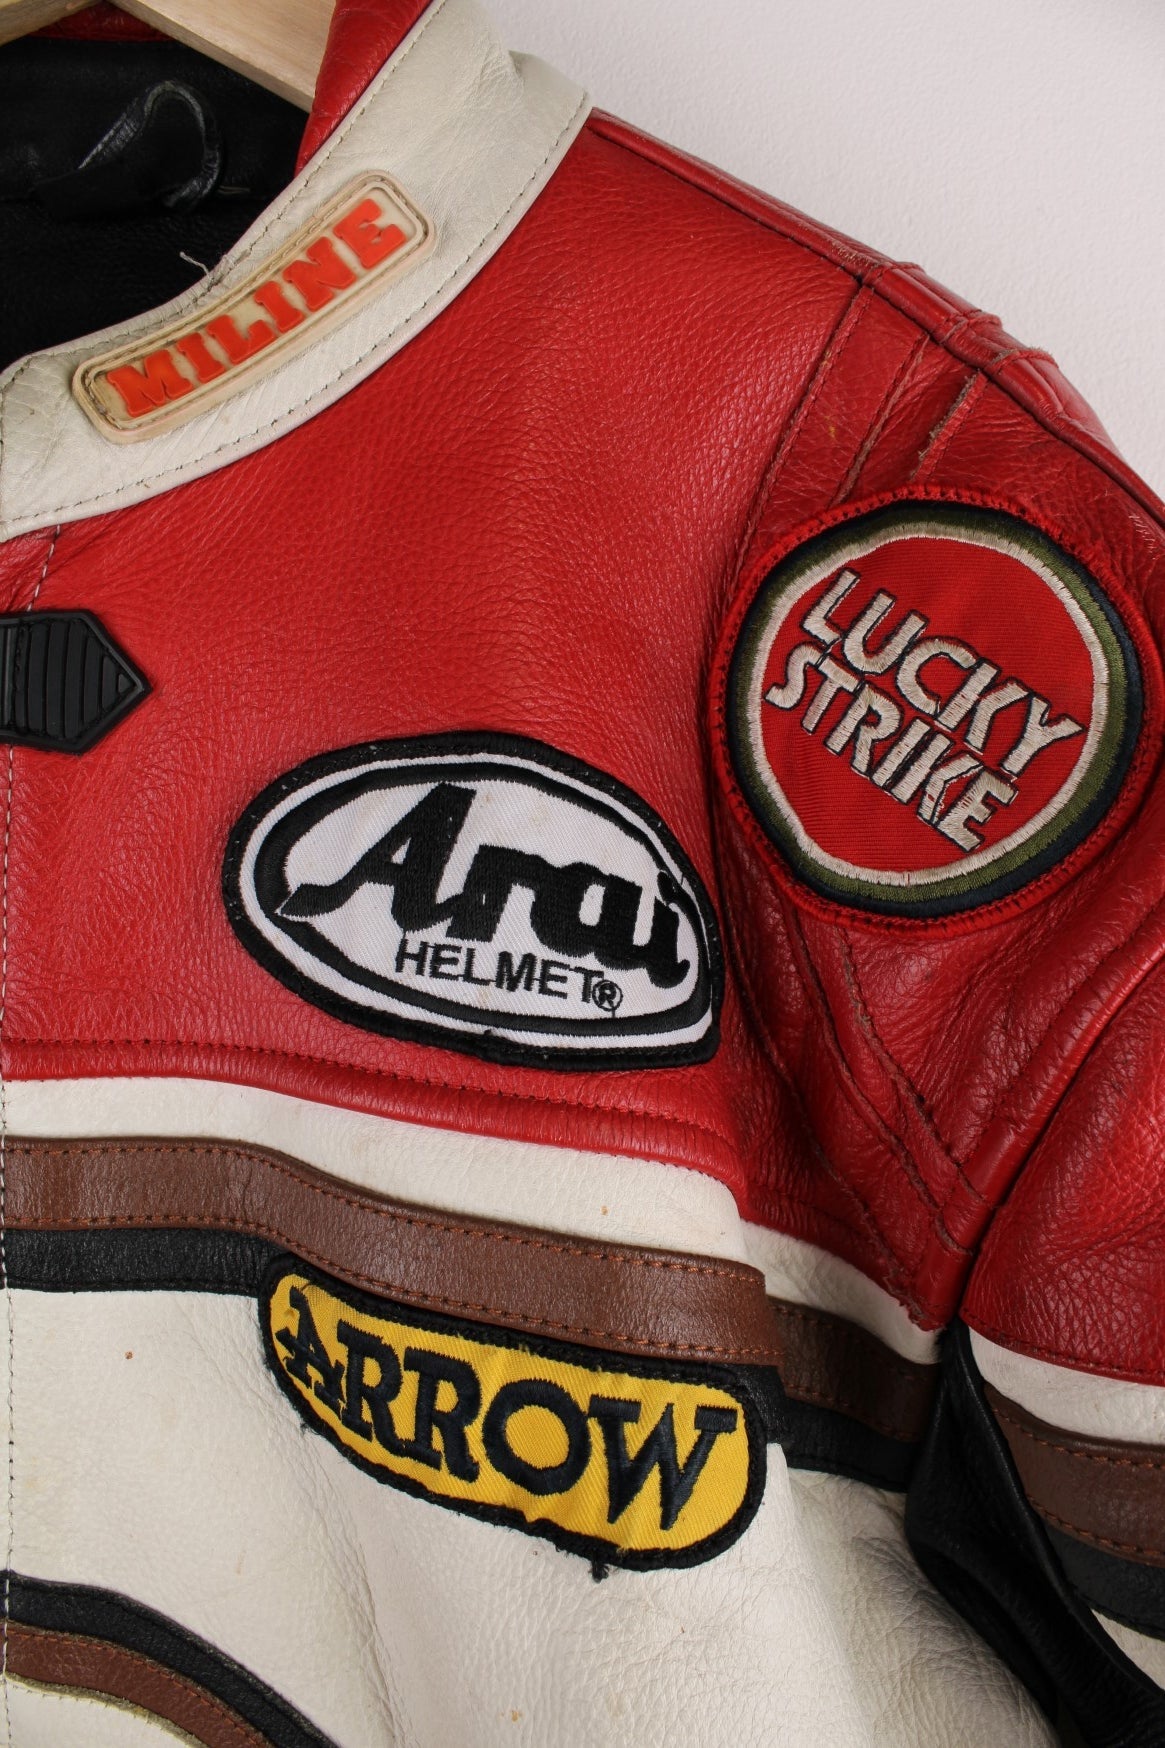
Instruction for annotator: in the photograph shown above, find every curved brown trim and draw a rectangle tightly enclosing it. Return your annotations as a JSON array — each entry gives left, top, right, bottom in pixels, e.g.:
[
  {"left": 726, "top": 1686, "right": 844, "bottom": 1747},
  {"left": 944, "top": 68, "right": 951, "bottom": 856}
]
[
  {"left": 6, "top": 1138, "right": 782, "bottom": 1365},
  {"left": 7, "top": 1621, "right": 268, "bottom": 1748},
  {"left": 986, "top": 1384, "right": 1165, "bottom": 1568},
  {"left": 770, "top": 1297, "right": 937, "bottom": 1443}
]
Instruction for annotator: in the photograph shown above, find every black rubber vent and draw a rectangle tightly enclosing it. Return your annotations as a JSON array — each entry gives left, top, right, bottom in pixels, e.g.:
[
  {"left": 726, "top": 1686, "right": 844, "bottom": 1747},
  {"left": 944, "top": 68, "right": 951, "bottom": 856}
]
[{"left": 0, "top": 611, "right": 148, "bottom": 752}]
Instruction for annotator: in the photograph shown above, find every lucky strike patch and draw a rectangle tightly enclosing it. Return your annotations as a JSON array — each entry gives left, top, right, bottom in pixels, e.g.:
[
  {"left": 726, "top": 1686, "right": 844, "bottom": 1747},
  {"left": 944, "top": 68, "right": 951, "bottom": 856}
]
[
  {"left": 262, "top": 1264, "right": 765, "bottom": 1569},
  {"left": 723, "top": 502, "right": 1143, "bottom": 918}
]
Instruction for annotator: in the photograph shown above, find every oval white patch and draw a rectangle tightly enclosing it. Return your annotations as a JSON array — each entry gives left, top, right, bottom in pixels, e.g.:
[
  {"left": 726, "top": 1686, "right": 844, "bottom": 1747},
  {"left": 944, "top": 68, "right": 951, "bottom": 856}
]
[{"left": 224, "top": 734, "right": 722, "bottom": 1069}]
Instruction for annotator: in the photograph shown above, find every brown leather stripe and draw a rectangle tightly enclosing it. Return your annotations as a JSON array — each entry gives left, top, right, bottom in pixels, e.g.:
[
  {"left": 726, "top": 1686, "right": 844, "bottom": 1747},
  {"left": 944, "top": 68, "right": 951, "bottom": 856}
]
[
  {"left": 7, "top": 1138, "right": 782, "bottom": 1366},
  {"left": 770, "top": 1297, "right": 937, "bottom": 1443},
  {"left": 7, "top": 1622, "right": 268, "bottom": 1748},
  {"left": 986, "top": 1384, "right": 1165, "bottom": 1568}
]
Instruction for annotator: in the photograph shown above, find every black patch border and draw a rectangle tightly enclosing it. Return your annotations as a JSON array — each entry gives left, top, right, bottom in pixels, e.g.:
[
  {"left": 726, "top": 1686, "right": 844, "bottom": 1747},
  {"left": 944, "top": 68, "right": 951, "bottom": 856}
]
[
  {"left": 223, "top": 731, "right": 724, "bottom": 1071},
  {"left": 726, "top": 501, "right": 1144, "bottom": 920},
  {"left": 259, "top": 1256, "right": 767, "bottom": 1573}
]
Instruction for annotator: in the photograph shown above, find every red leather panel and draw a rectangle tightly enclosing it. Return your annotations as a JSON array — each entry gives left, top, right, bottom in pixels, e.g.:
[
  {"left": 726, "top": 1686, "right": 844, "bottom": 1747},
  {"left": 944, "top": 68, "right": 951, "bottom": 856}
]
[
  {"left": 963, "top": 959, "right": 1165, "bottom": 1384},
  {"left": 297, "top": 0, "right": 434, "bottom": 168},
  {"left": 588, "top": 112, "right": 1161, "bottom": 525},
  {"left": 6, "top": 91, "right": 1165, "bottom": 1348},
  {"left": 2, "top": 122, "right": 853, "bottom": 1251}
]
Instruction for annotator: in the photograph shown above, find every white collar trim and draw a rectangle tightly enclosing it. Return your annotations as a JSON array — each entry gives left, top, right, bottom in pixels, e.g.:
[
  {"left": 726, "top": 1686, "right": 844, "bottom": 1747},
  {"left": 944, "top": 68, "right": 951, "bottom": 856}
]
[{"left": 0, "top": 0, "right": 589, "bottom": 539}]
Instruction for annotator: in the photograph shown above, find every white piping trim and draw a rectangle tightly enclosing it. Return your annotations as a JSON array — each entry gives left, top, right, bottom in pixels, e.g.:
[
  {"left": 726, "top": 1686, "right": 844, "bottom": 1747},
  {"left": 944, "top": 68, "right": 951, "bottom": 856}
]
[
  {"left": 0, "top": 0, "right": 589, "bottom": 539},
  {"left": 971, "top": 1330, "right": 1165, "bottom": 1443}
]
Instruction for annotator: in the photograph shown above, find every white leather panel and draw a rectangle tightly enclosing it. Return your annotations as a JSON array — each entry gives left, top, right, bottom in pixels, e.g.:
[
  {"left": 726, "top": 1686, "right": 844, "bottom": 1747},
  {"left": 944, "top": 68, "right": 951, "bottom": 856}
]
[
  {"left": 10, "top": 1078, "right": 945, "bottom": 1362},
  {"left": 788, "top": 1471, "right": 1056, "bottom": 1746},
  {"left": 1, "top": 1680, "right": 194, "bottom": 1748},
  {"left": 0, "top": 0, "right": 590, "bottom": 539},
  {"left": 8, "top": 1075, "right": 746, "bottom": 1261},
  {"left": 971, "top": 1330, "right": 1165, "bottom": 1441},
  {"left": 743, "top": 1222, "right": 939, "bottom": 1364},
  {"left": 2, "top": 1287, "right": 1053, "bottom": 1748}
]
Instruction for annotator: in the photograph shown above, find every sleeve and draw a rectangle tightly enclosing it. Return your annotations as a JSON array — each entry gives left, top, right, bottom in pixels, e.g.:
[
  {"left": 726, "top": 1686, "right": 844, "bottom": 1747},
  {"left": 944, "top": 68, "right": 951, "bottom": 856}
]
[{"left": 705, "top": 248, "right": 1165, "bottom": 1745}]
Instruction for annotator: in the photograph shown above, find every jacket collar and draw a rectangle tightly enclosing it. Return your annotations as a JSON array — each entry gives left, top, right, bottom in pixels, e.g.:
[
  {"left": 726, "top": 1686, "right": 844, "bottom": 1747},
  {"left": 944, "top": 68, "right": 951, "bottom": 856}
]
[
  {"left": 299, "top": 0, "right": 436, "bottom": 166},
  {"left": 0, "top": 0, "right": 589, "bottom": 540}
]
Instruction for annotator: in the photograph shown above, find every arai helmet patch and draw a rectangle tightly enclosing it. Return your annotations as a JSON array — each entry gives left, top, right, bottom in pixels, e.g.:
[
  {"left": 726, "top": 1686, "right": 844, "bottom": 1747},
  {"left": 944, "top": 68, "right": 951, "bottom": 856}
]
[
  {"left": 224, "top": 733, "right": 722, "bottom": 1069},
  {"left": 723, "top": 503, "right": 1143, "bottom": 918}
]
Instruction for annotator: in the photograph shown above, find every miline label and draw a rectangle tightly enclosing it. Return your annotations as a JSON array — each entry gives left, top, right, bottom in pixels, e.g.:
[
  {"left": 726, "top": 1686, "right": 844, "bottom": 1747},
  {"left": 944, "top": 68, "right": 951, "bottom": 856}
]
[
  {"left": 725, "top": 503, "right": 1142, "bottom": 918},
  {"left": 224, "top": 734, "right": 723, "bottom": 1069},
  {"left": 74, "top": 175, "right": 434, "bottom": 440}
]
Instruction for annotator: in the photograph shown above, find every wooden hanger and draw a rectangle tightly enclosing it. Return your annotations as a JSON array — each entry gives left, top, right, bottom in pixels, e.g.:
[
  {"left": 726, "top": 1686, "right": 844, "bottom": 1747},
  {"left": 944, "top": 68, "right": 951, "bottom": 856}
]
[{"left": 0, "top": 0, "right": 337, "bottom": 107}]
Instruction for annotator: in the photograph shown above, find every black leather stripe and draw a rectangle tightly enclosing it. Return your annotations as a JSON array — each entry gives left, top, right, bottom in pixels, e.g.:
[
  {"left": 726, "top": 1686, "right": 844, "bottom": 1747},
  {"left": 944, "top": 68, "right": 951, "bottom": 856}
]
[
  {"left": 5, "top": 1573, "right": 337, "bottom": 1748},
  {"left": 7, "top": 1226, "right": 277, "bottom": 1293},
  {"left": 906, "top": 1322, "right": 1165, "bottom": 1748}
]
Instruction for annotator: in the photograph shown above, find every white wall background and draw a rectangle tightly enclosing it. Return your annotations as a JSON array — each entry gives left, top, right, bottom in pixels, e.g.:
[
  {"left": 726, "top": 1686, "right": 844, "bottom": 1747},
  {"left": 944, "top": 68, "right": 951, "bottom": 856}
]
[{"left": 491, "top": 0, "right": 1165, "bottom": 496}]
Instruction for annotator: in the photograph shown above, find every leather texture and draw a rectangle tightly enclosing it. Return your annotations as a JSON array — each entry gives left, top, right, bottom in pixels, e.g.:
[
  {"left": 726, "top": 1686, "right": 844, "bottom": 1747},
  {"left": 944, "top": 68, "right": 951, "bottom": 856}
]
[
  {"left": 3, "top": 1680, "right": 191, "bottom": 1748},
  {"left": 6, "top": 1137, "right": 782, "bottom": 1364},
  {"left": 971, "top": 1331, "right": 1165, "bottom": 1444},
  {"left": 1, "top": 1287, "right": 1055, "bottom": 1748},
  {"left": 297, "top": 0, "right": 432, "bottom": 168},
  {"left": 963, "top": 958, "right": 1165, "bottom": 1382},
  {"left": 770, "top": 1298, "right": 936, "bottom": 1443},
  {"left": 8, "top": 1624, "right": 269, "bottom": 1748},
  {"left": 3, "top": 0, "right": 1165, "bottom": 1738},
  {"left": 985, "top": 1384, "right": 1165, "bottom": 1572}
]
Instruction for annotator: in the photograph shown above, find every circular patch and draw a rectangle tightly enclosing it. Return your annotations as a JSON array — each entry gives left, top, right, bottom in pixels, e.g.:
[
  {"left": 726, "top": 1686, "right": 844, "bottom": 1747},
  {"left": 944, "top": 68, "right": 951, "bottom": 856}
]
[{"left": 724, "top": 502, "right": 1143, "bottom": 919}]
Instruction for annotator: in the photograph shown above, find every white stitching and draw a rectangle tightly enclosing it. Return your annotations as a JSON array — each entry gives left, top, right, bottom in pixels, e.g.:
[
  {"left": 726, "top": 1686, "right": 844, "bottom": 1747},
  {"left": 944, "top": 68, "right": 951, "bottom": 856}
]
[{"left": 0, "top": 525, "right": 57, "bottom": 1742}]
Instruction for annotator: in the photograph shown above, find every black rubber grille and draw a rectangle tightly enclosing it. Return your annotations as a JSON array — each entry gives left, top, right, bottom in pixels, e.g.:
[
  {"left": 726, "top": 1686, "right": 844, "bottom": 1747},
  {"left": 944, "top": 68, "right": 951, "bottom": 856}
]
[{"left": 0, "top": 611, "right": 148, "bottom": 752}]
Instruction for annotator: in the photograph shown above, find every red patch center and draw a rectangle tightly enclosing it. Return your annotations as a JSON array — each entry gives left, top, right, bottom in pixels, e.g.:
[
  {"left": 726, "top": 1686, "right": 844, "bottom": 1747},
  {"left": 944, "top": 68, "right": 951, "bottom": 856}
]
[{"left": 755, "top": 532, "right": 1096, "bottom": 877}]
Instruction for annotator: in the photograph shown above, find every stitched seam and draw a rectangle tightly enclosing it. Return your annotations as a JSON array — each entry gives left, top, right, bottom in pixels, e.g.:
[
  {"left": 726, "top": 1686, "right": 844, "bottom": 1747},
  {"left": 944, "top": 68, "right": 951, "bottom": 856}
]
[
  {"left": 751, "top": 285, "right": 873, "bottom": 504},
  {"left": 770, "top": 1300, "right": 935, "bottom": 1383},
  {"left": 831, "top": 332, "right": 931, "bottom": 507},
  {"left": 726, "top": 284, "right": 869, "bottom": 575},
  {"left": 16, "top": 1137, "right": 758, "bottom": 1282},
  {"left": 910, "top": 371, "right": 986, "bottom": 483},
  {"left": 837, "top": 932, "right": 977, "bottom": 1187},
  {"left": 19, "top": 1213, "right": 776, "bottom": 1359},
  {"left": 1035, "top": 1507, "right": 1165, "bottom": 1562},
  {"left": 13, "top": 1625, "right": 264, "bottom": 1748},
  {"left": 712, "top": 868, "right": 925, "bottom": 1312},
  {"left": 962, "top": 881, "right": 1165, "bottom": 1196},
  {"left": 6, "top": 1042, "right": 738, "bottom": 1156},
  {"left": 783, "top": 1380, "right": 926, "bottom": 1441},
  {"left": 995, "top": 1406, "right": 1165, "bottom": 1471},
  {"left": 4, "top": 0, "right": 449, "bottom": 406},
  {"left": 0, "top": 524, "right": 54, "bottom": 1742},
  {"left": 785, "top": 907, "right": 954, "bottom": 1228},
  {"left": 591, "top": 120, "right": 1165, "bottom": 532},
  {"left": 967, "top": 1317, "right": 1165, "bottom": 1387},
  {"left": 8, "top": 35, "right": 589, "bottom": 522}
]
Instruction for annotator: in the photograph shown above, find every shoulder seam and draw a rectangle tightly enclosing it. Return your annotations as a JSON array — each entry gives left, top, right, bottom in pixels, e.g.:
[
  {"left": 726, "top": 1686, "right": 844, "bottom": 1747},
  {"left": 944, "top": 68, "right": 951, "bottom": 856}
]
[{"left": 585, "top": 111, "right": 1165, "bottom": 532}]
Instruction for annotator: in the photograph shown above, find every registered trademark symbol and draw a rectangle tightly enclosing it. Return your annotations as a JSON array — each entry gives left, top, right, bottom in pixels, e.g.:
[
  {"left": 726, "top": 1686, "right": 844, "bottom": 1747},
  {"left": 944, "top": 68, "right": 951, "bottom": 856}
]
[{"left": 592, "top": 979, "right": 623, "bottom": 1013}]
